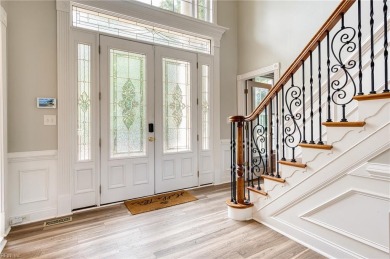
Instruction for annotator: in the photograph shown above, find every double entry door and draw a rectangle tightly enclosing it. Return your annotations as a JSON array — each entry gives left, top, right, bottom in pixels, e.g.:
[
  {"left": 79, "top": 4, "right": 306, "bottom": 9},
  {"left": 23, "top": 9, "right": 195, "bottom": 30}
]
[{"left": 100, "top": 36, "right": 198, "bottom": 204}]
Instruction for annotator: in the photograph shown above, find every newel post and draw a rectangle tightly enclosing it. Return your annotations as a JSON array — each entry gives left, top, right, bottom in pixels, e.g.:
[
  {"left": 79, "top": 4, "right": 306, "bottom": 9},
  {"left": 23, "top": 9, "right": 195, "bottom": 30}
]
[
  {"left": 236, "top": 120, "right": 245, "bottom": 204},
  {"left": 227, "top": 115, "right": 253, "bottom": 220}
]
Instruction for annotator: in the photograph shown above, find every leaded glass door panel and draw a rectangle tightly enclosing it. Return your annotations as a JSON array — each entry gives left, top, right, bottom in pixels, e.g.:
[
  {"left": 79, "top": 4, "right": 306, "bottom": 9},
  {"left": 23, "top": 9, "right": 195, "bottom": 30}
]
[
  {"left": 100, "top": 36, "right": 155, "bottom": 204},
  {"left": 155, "top": 46, "right": 198, "bottom": 193}
]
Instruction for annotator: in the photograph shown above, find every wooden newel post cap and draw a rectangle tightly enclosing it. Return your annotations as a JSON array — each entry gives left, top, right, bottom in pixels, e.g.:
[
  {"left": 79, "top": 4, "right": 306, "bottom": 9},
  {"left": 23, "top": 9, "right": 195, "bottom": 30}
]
[{"left": 228, "top": 115, "right": 246, "bottom": 123}]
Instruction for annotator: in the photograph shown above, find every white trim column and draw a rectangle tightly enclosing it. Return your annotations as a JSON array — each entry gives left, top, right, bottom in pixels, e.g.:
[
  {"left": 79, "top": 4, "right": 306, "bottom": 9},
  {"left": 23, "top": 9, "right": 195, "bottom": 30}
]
[
  {"left": 0, "top": 3, "right": 8, "bottom": 251},
  {"left": 57, "top": 0, "right": 72, "bottom": 216}
]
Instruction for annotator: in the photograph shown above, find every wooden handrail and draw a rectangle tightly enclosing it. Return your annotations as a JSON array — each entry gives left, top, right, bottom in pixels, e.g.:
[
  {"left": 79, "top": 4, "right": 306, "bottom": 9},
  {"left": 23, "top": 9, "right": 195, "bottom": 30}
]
[{"left": 229, "top": 0, "right": 356, "bottom": 123}]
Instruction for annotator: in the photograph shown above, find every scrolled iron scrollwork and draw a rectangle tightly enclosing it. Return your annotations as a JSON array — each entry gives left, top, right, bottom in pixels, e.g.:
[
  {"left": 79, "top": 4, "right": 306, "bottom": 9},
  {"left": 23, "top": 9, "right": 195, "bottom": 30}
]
[
  {"left": 251, "top": 116, "right": 267, "bottom": 177},
  {"left": 284, "top": 81, "right": 302, "bottom": 161},
  {"left": 330, "top": 18, "right": 357, "bottom": 121}
]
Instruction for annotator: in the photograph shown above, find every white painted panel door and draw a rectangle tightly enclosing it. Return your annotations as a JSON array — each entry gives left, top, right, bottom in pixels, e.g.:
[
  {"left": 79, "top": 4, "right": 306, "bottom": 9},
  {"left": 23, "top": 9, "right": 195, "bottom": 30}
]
[
  {"left": 155, "top": 46, "right": 198, "bottom": 193},
  {"left": 100, "top": 36, "right": 155, "bottom": 204}
]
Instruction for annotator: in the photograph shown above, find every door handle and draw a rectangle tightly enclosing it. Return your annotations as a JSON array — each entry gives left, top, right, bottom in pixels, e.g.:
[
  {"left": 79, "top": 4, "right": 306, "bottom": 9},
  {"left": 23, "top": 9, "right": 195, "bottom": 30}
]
[{"left": 148, "top": 137, "right": 155, "bottom": 142}]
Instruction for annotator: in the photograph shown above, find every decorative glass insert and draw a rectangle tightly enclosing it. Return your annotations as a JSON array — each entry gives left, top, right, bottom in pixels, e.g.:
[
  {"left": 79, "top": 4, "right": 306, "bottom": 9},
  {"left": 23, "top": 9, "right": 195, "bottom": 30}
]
[
  {"left": 72, "top": 6, "right": 211, "bottom": 54},
  {"left": 253, "top": 87, "right": 268, "bottom": 109},
  {"left": 163, "top": 58, "right": 191, "bottom": 153},
  {"left": 110, "top": 49, "right": 147, "bottom": 158},
  {"left": 77, "top": 44, "right": 92, "bottom": 161},
  {"left": 133, "top": 0, "right": 212, "bottom": 22},
  {"left": 201, "top": 65, "right": 210, "bottom": 150}
]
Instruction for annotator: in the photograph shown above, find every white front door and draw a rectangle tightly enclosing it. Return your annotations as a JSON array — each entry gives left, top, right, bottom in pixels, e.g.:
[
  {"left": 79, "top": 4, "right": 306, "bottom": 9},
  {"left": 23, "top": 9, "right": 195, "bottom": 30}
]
[
  {"left": 154, "top": 47, "right": 198, "bottom": 193},
  {"left": 99, "top": 37, "right": 199, "bottom": 204},
  {"left": 100, "top": 36, "right": 155, "bottom": 204}
]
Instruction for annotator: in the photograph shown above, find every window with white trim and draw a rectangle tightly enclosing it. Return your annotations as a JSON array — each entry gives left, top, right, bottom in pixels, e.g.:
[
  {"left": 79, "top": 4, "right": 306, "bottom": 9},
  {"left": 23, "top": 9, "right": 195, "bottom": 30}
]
[
  {"left": 72, "top": 6, "right": 211, "bottom": 54},
  {"left": 132, "top": 0, "right": 213, "bottom": 22}
]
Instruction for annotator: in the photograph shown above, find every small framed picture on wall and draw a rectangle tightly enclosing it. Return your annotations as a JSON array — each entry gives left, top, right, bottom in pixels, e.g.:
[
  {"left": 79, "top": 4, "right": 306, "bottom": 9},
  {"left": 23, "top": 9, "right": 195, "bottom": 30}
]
[{"left": 37, "top": 97, "right": 56, "bottom": 109}]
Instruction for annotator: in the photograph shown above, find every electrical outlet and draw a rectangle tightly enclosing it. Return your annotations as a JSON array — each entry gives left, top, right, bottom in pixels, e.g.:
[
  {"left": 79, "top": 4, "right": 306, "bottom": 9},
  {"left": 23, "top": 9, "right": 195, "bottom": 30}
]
[
  {"left": 9, "top": 215, "right": 29, "bottom": 225},
  {"left": 10, "top": 216, "right": 23, "bottom": 225},
  {"left": 44, "top": 115, "right": 56, "bottom": 126}
]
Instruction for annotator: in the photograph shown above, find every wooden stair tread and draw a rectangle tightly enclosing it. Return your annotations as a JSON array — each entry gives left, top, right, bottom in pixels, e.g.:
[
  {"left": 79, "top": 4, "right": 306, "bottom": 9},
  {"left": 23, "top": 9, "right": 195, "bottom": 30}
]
[
  {"left": 279, "top": 160, "right": 306, "bottom": 168},
  {"left": 298, "top": 143, "right": 333, "bottom": 150},
  {"left": 261, "top": 174, "right": 285, "bottom": 183},
  {"left": 226, "top": 199, "right": 254, "bottom": 209},
  {"left": 322, "top": 121, "right": 365, "bottom": 127},
  {"left": 353, "top": 92, "right": 390, "bottom": 101},
  {"left": 247, "top": 186, "right": 268, "bottom": 196}
]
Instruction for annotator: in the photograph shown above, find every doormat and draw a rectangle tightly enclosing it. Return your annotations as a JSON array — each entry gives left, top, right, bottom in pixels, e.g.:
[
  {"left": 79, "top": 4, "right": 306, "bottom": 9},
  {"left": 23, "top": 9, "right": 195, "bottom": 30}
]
[{"left": 124, "top": 190, "right": 198, "bottom": 215}]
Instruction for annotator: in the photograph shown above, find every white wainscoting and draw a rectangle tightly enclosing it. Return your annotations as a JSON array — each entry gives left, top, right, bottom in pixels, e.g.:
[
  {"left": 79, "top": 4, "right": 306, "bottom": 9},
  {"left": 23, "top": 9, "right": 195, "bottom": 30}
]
[{"left": 8, "top": 150, "right": 58, "bottom": 226}]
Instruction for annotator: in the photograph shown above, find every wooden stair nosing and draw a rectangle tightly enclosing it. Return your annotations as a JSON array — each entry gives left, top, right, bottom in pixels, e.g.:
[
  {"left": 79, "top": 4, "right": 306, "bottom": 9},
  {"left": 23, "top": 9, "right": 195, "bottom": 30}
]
[
  {"left": 298, "top": 143, "right": 333, "bottom": 150},
  {"left": 278, "top": 160, "right": 306, "bottom": 168},
  {"left": 247, "top": 186, "right": 268, "bottom": 196},
  {"left": 261, "top": 174, "right": 286, "bottom": 183},
  {"left": 353, "top": 92, "right": 390, "bottom": 101},
  {"left": 322, "top": 121, "right": 366, "bottom": 127}
]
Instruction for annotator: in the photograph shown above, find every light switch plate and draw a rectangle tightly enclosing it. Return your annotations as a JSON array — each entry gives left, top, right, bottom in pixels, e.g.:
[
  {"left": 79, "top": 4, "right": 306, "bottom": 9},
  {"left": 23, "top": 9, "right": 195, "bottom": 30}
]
[{"left": 44, "top": 115, "right": 56, "bottom": 126}]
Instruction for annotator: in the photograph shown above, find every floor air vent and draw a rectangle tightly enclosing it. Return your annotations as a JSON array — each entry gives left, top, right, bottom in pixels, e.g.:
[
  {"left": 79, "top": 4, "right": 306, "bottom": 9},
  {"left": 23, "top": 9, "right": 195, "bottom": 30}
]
[{"left": 44, "top": 216, "right": 72, "bottom": 227}]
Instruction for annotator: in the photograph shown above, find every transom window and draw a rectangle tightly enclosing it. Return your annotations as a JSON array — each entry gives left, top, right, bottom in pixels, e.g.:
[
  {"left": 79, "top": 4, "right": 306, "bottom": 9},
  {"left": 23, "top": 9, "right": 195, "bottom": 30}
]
[
  {"left": 132, "top": 0, "right": 212, "bottom": 22},
  {"left": 72, "top": 6, "right": 211, "bottom": 54}
]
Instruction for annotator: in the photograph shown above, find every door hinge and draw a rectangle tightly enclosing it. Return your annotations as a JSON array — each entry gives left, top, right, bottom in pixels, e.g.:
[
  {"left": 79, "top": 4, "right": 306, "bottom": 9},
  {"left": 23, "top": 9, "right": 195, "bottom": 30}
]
[
  {"left": 197, "top": 171, "right": 199, "bottom": 177},
  {"left": 197, "top": 134, "right": 199, "bottom": 141},
  {"left": 99, "top": 92, "right": 101, "bottom": 100},
  {"left": 99, "top": 45, "right": 101, "bottom": 54},
  {"left": 197, "top": 62, "right": 199, "bottom": 69},
  {"left": 197, "top": 98, "right": 199, "bottom": 105},
  {"left": 244, "top": 88, "right": 249, "bottom": 94},
  {"left": 99, "top": 185, "right": 101, "bottom": 194},
  {"left": 99, "top": 138, "right": 101, "bottom": 148}
]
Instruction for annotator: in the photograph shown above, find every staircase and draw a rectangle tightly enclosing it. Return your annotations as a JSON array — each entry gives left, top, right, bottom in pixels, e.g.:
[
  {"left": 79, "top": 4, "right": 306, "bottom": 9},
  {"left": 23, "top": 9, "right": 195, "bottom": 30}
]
[{"left": 227, "top": 0, "right": 390, "bottom": 258}]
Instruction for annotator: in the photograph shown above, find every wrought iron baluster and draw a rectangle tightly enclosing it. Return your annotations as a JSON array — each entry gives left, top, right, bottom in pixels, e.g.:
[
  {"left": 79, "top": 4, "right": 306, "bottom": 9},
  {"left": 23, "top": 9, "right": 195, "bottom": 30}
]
[
  {"left": 281, "top": 85, "right": 286, "bottom": 161},
  {"left": 264, "top": 106, "right": 268, "bottom": 178},
  {"left": 251, "top": 116, "right": 266, "bottom": 190},
  {"left": 384, "top": 0, "right": 389, "bottom": 92},
  {"left": 302, "top": 61, "right": 307, "bottom": 143},
  {"left": 245, "top": 121, "right": 250, "bottom": 201},
  {"left": 327, "top": 31, "right": 333, "bottom": 122},
  {"left": 358, "top": 0, "right": 364, "bottom": 95},
  {"left": 318, "top": 41, "right": 324, "bottom": 145},
  {"left": 250, "top": 121, "right": 254, "bottom": 188},
  {"left": 230, "top": 122, "right": 236, "bottom": 203},
  {"left": 331, "top": 13, "right": 357, "bottom": 122},
  {"left": 269, "top": 98, "right": 274, "bottom": 177},
  {"left": 370, "top": 0, "right": 376, "bottom": 94},
  {"left": 285, "top": 74, "right": 302, "bottom": 163},
  {"left": 309, "top": 51, "right": 315, "bottom": 144},
  {"left": 276, "top": 92, "right": 281, "bottom": 178}
]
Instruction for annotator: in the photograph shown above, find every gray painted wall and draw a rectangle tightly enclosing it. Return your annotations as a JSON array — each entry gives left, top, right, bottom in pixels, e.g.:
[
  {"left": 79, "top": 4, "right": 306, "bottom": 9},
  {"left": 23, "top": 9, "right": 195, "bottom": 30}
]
[
  {"left": 237, "top": 0, "right": 338, "bottom": 75},
  {"left": 218, "top": 0, "right": 238, "bottom": 139},
  {"left": 3, "top": 0, "right": 57, "bottom": 152}
]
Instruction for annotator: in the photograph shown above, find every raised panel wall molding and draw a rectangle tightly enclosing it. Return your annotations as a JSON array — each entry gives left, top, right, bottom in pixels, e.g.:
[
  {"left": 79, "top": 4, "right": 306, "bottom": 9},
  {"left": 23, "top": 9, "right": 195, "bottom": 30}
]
[
  {"left": 8, "top": 150, "right": 58, "bottom": 226},
  {"left": 300, "top": 189, "right": 389, "bottom": 253},
  {"left": 19, "top": 169, "right": 49, "bottom": 204}
]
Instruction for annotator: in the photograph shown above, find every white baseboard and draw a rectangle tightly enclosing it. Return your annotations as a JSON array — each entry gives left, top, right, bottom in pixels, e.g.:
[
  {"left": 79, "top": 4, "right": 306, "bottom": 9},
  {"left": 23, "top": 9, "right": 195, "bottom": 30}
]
[{"left": 0, "top": 238, "right": 6, "bottom": 253}]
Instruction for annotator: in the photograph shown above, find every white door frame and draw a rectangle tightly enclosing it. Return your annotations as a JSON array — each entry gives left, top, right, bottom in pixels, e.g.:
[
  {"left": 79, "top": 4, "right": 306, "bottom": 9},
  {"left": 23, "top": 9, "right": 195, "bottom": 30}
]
[
  {"left": 57, "top": 0, "right": 225, "bottom": 215},
  {"left": 236, "top": 63, "right": 280, "bottom": 116},
  {"left": 0, "top": 4, "right": 8, "bottom": 245}
]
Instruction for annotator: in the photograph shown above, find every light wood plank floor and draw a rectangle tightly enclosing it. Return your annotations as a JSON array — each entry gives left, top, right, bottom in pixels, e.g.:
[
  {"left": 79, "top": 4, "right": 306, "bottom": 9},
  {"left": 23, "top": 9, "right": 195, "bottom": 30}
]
[{"left": 3, "top": 184, "right": 326, "bottom": 259}]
